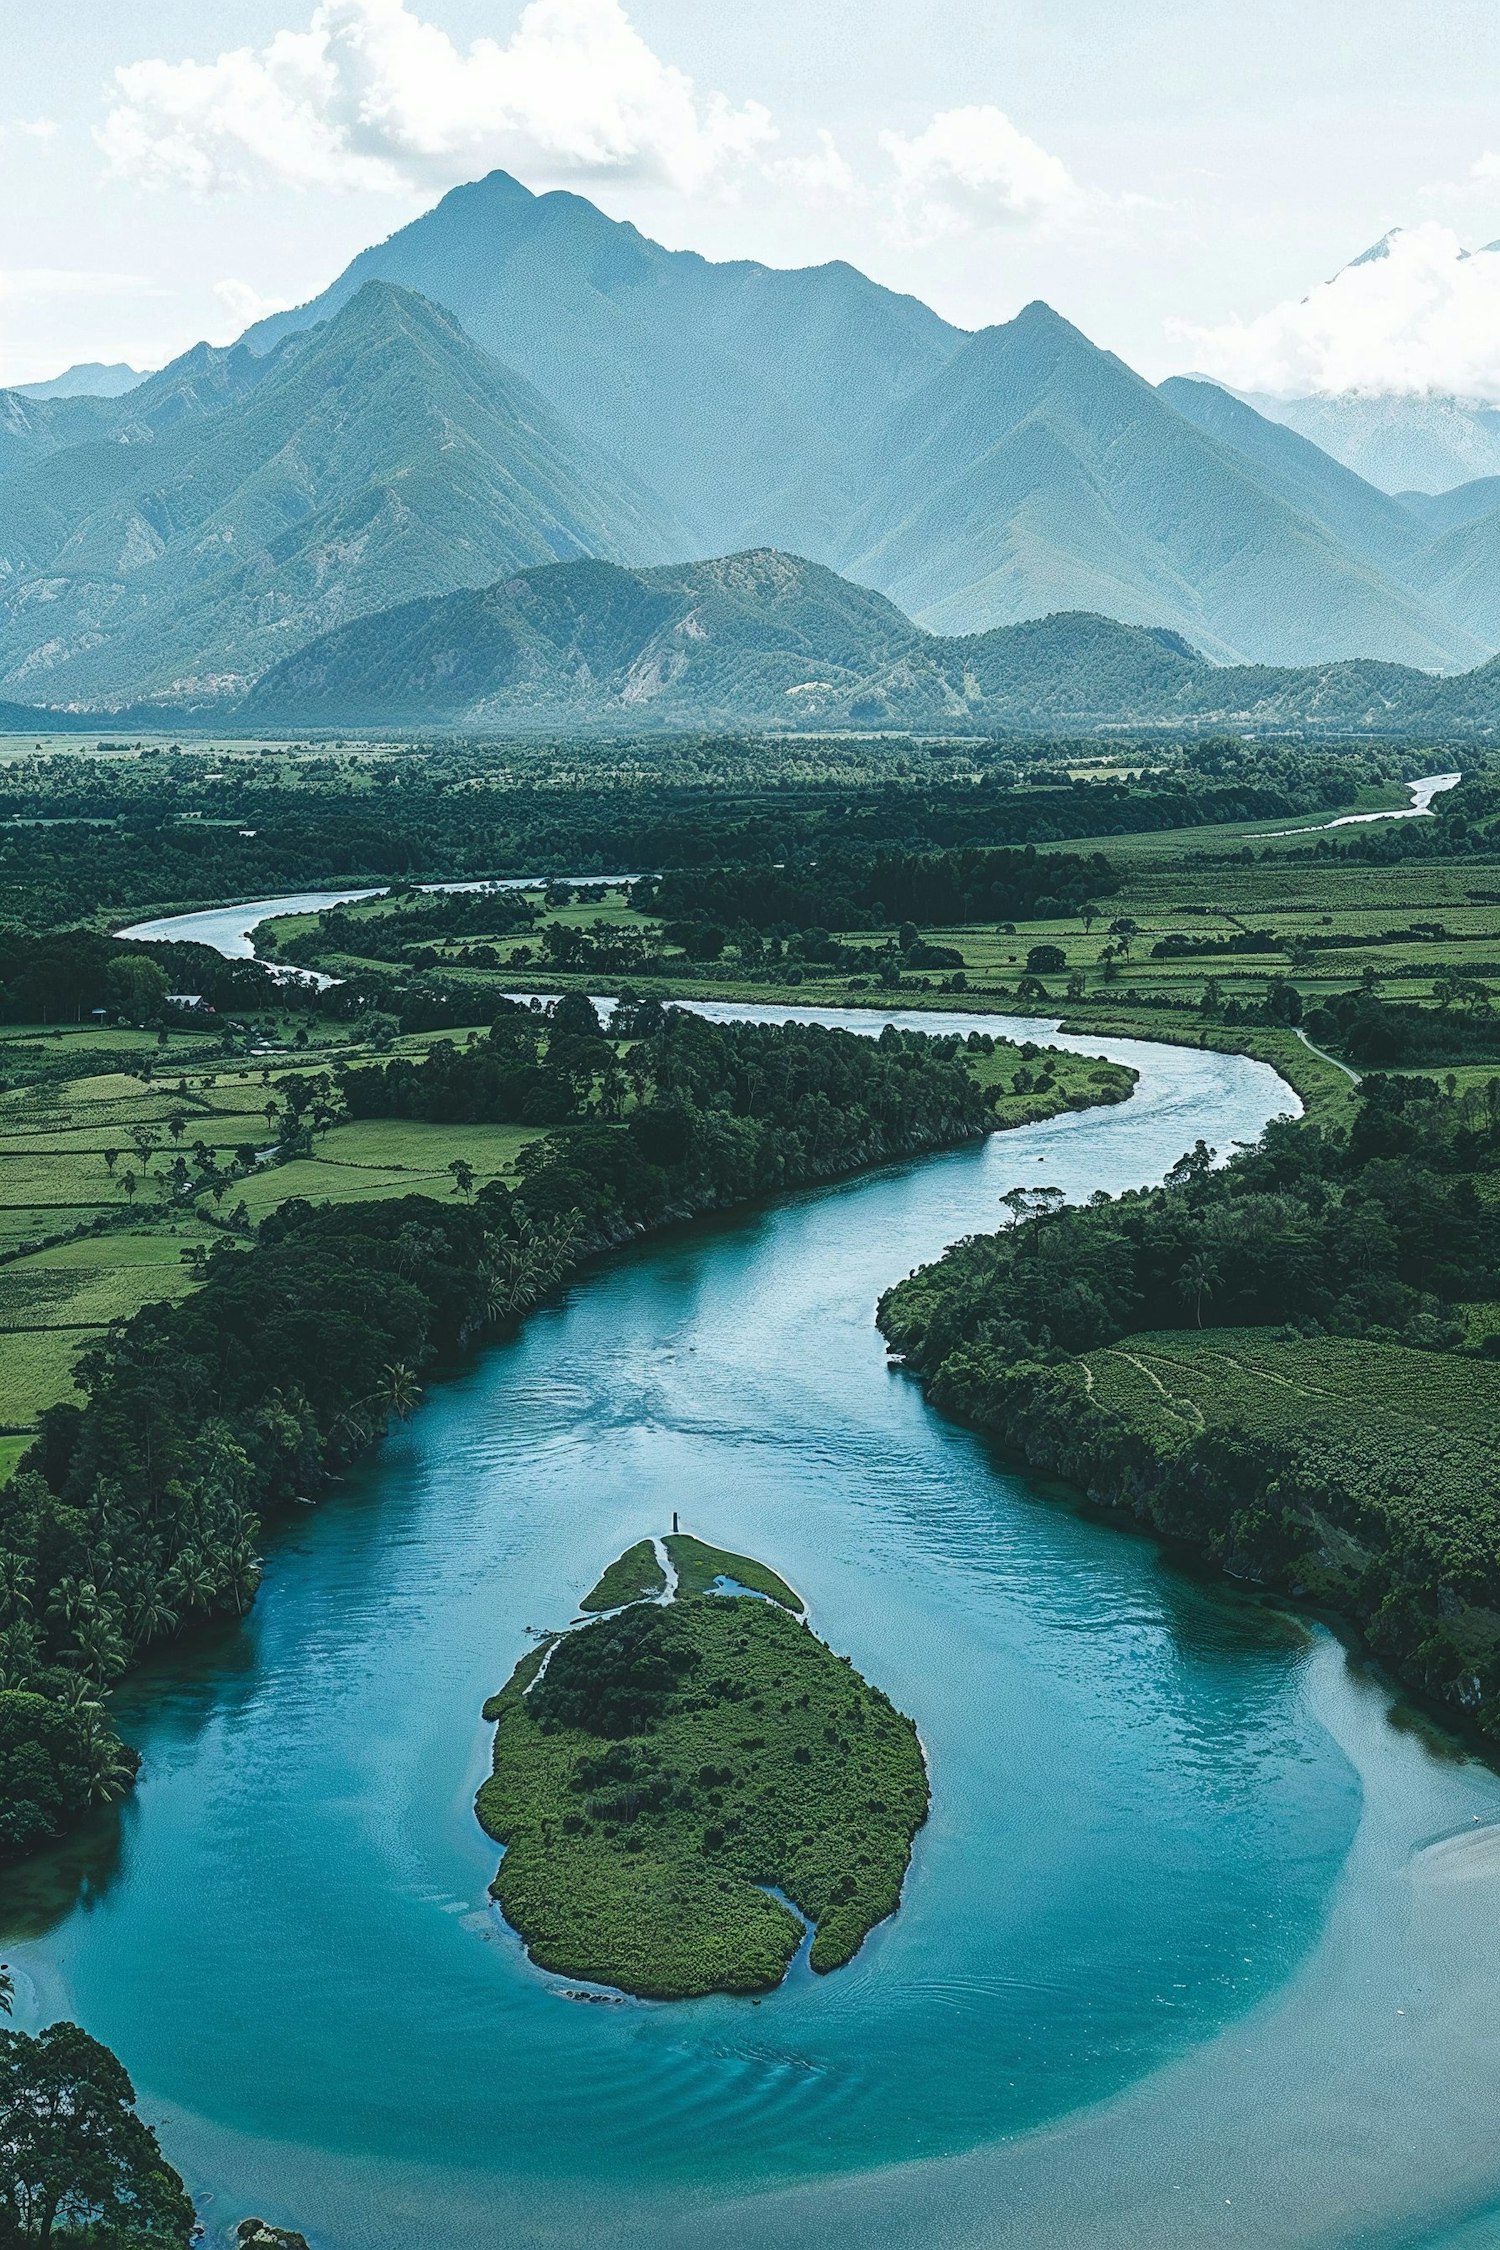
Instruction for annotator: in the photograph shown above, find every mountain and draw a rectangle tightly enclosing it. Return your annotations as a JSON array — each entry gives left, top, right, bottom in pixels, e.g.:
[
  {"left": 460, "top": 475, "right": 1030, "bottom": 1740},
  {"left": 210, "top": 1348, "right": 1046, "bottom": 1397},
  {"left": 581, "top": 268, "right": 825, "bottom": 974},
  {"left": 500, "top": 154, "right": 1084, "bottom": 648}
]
[
  {"left": 1231, "top": 388, "right": 1500, "bottom": 496},
  {"left": 1397, "top": 478, "right": 1500, "bottom": 533},
  {"left": 1402, "top": 506, "right": 1500, "bottom": 649},
  {"left": 0, "top": 387, "right": 118, "bottom": 484},
  {"left": 243, "top": 550, "right": 918, "bottom": 727},
  {"left": 1162, "top": 377, "right": 1500, "bottom": 656},
  {"left": 0, "top": 282, "right": 687, "bottom": 706},
  {"left": 809, "top": 305, "right": 1478, "bottom": 666},
  {"left": 239, "top": 545, "right": 1500, "bottom": 735},
  {"left": 239, "top": 168, "right": 961, "bottom": 550},
  {"left": 8, "top": 170, "right": 1500, "bottom": 699},
  {"left": 17, "top": 362, "right": 146, "bottom": 401},
  {"left": 1156, "top": 376, "right": 1424, "bottom": 572}
]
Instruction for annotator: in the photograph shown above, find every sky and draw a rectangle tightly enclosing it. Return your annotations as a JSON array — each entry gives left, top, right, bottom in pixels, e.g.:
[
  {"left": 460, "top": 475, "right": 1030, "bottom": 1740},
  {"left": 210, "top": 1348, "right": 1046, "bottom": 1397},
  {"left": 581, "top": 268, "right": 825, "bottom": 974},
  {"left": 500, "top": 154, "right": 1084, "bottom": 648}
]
[{"left": 5, "top": 0, "right": 1500, "bottom": 394}]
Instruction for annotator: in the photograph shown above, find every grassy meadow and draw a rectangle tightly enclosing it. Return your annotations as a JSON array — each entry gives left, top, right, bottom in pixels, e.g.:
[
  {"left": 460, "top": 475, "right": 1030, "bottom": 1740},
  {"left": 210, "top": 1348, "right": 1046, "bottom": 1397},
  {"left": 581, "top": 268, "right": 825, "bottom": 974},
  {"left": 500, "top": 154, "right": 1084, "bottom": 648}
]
[{"left": 0, "top": 1014, "right": 551, "bottom": 1454}]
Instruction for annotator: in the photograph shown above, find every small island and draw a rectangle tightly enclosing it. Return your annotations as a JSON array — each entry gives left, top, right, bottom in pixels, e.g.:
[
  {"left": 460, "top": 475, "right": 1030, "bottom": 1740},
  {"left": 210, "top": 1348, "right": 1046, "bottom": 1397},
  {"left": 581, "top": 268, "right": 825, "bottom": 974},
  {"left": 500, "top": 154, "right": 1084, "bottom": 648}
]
[{"left": 475, "top": 1534, "right": 929, "bottom": 1998}]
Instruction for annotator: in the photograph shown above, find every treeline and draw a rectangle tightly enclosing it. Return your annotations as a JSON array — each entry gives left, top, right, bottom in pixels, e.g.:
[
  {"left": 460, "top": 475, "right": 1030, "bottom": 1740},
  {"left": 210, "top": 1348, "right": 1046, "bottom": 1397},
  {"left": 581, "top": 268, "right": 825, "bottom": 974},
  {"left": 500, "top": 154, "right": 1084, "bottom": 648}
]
[
  {"left": 0, "top": 925, "right": 319, "bottom": 1026},
  {"left": 877, "top": 1073, "right": 1500, "bottom": 1733},
  {"left": 0, "top": 735, "right": 1396, "bottom": 931},
  {"left": 637, "top": 843, "right": 1119, "bottom": 933},
  {"left": 283, "top": 886, "right": 534, "bottom": 968},
  {"left": 0, "top": 1008, "right": 990, "bottom": 1860}
]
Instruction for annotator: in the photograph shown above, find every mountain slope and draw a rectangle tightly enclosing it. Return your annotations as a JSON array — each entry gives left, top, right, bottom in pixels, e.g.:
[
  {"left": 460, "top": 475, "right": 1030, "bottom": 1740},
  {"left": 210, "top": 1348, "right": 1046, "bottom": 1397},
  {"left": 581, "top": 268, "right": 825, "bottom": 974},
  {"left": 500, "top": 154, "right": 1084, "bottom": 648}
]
[
  {"left": 0, "top": 282, "right": 687, "bottom": 704},
  {"left": 243, "top": 550, "right": 920, "bottom": 726},
  {"left": 0, "top": 387, "right": 118, "bottom": 485},
  {"left": 1156, "top": 376, "right": 1424, "bottom": 571},
  {"left": 1235, "top": 389, "right": 1500, "bottom": 495},
  {"left": 818, "top": 305, "right": 1480, "bottom": 666},
  {"left": 1397, "top": 478, "right": 1500, "bottom": 534},
  {"left": 1401, "top": 504, "right": 1500, "bottom": 649},
  {"left": 239, "top": 546, "right": 1500, "bottom": 734},
  {"left": 238, "top": 169, "right": 962, "bottom": 550}
]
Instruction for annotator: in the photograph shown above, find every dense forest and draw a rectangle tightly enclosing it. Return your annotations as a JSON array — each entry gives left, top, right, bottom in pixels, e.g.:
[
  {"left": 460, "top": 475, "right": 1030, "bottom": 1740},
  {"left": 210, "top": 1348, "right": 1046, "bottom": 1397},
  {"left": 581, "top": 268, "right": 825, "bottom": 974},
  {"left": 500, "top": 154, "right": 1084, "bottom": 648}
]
[
  {"left": 0, "top": 1007, "right": 989, "bottom": 1859},
  {"left": 0, "top": 733, "right": 1406, "bottom": 930},
  {"left": 878, "top": 1072, "right": 1500, "bottom": 1735}
]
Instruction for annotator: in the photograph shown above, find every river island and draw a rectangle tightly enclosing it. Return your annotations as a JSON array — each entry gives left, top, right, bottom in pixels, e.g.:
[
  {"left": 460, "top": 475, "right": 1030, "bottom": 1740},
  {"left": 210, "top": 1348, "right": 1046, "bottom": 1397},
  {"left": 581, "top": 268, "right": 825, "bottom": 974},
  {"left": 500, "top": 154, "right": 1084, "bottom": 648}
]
[{"left": 475, "top": 1534, "right": 929, "bottom": 1997}]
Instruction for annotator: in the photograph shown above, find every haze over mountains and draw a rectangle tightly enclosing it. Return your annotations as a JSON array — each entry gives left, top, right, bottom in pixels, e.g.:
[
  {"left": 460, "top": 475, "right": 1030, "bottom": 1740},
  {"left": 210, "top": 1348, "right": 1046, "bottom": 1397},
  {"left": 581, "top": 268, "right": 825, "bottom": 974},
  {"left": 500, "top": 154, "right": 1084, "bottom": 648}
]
[{"left": 9, "top": 168, "right": 1500, "bottom": 721}]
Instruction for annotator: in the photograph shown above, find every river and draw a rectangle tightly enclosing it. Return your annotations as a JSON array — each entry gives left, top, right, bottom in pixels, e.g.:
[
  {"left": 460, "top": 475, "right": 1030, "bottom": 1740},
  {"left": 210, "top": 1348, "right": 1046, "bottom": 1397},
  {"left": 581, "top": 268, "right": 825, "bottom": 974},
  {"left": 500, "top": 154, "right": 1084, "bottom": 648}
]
[{"left": 9, "top": 915, "right": 1500, "bottom": 2250}]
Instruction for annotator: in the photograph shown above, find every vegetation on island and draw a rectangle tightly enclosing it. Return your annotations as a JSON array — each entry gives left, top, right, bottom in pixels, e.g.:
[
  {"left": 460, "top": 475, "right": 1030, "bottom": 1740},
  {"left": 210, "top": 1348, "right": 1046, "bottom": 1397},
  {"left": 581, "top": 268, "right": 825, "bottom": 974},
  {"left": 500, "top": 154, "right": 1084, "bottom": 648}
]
[
  {"left": 580, "top": 1539, "right": 666, "bottom": 1612},
  {"left": 476, "top": 1541, "right": 927, "bottom": 1997},
  {"left": 664, "top": 1534, "right": 802, "bottom": 1610}
]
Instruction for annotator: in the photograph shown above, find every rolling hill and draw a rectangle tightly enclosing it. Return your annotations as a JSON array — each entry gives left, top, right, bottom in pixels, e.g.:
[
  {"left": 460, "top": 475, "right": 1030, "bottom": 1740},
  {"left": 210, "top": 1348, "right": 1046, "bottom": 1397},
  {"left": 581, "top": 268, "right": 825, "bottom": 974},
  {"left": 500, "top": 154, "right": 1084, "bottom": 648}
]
[
  {"left": 0, "top": 282, "right": 687, "bottom": 705},
  {"left": 238, "top": 546, "right": 1500, "bottom": 736}
]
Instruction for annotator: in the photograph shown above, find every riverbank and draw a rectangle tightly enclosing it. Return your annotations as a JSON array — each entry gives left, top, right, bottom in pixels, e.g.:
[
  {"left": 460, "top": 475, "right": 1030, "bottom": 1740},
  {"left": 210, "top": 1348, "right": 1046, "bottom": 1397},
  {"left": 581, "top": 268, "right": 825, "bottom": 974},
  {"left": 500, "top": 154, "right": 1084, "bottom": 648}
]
[
  {"left": 877, "top": 1069, "right": 1500, "bottom": 1751},
  {"left": 2, "top": 1006, "right": 1104, "bottom": 1864}
]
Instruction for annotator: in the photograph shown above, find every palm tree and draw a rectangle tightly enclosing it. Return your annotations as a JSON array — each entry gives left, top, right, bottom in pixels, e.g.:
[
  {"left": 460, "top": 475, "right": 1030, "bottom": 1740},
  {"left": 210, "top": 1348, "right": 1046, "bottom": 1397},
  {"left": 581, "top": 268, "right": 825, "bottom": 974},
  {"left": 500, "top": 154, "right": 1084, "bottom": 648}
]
[
  {"left": 81, "top": 1727, "right": 137, "bottom": 1807},
  {"left": 1179, "top": 1251, "right": 1220, "bottom": 1329},
  {"left": 0, "top": 1555, "right": 33, "bottom": 1625},
  {"left": 127, "top": 1587, "right": 179, "bottom": 1648}
]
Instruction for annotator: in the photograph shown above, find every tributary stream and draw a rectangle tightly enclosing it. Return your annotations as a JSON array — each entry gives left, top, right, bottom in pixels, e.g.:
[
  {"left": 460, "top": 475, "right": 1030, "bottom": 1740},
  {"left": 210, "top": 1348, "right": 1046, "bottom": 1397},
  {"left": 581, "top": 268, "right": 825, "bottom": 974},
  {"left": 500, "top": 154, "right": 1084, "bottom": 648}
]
[{"left": 7, "top": 953, "right": 1500, "bottom": 2250}]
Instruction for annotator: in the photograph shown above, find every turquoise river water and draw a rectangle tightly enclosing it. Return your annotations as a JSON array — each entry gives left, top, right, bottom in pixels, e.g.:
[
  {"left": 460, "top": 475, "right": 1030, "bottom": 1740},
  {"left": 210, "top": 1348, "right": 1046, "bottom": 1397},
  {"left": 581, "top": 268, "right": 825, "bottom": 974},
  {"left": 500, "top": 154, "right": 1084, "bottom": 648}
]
[{"left": 9, "top": 980, "right": 1500, "bottom": 2250}]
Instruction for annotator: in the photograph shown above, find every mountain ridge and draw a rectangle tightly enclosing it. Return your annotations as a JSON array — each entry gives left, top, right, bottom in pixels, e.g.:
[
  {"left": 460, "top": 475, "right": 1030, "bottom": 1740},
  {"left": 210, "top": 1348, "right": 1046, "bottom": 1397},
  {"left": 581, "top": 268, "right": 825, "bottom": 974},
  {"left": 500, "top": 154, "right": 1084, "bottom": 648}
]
[
  {"left": 238, "top": 546, "right": 1500, "bottom": 736},
  {"left": 0, "top": 281, "right": 688, "bottom": 704}
]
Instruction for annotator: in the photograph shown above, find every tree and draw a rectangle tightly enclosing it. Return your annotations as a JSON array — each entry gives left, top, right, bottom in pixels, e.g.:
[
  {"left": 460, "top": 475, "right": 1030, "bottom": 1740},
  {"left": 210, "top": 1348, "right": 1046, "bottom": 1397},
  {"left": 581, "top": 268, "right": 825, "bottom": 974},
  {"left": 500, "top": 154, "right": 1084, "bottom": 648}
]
[
  {"left": 0, "top": 1966, "right": 11, "bottom": 2015},
  {"left": 1179, "top": 1251, "right": 1220, "bottom": 1328},
  {"left": 0, "top": 2021, "right": 194, "bottom": 2246},
  {"left": 447, "top": 1157, "right": 475, "bottom": 1201},
  {"left": 103, "top": 958, "right": 168, "bottom": 1028},
  {"left": 552, "top": 991, "right": 603, "bottom": 1038},
  {"left": 1026, "top": 944, "right": 1067, "bottom": 975}
]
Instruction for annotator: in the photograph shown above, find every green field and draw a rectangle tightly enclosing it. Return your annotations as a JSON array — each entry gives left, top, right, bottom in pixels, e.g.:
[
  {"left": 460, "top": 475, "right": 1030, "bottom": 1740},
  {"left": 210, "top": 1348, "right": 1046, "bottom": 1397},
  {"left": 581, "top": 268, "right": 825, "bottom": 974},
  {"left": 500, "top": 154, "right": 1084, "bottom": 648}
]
[
  {"left": 1082, "top": 1328, "right": 1500, "bottom": 1452},
  {"left": 0, "top": 1017, "right": 550, "bottom": 1446},
  {"left": 262, "top": 837, "right": 1500, "bottom": 1087}
]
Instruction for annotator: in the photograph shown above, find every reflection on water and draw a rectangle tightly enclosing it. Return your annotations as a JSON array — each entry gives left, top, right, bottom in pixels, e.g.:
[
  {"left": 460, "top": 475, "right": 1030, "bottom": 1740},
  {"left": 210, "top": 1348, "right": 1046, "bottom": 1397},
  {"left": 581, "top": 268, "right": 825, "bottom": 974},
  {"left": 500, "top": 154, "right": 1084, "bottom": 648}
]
[{"left": 0, "top": 1806, "right": 123, "bottom": 1943}]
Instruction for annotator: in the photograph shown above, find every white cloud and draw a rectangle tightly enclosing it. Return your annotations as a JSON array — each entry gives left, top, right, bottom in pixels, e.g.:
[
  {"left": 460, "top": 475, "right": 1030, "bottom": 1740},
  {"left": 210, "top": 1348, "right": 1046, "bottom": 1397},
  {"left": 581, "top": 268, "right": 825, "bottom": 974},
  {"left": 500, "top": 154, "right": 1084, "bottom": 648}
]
[
  {"left": 878, "top": 105, "right": 1077, "bottom": 245},
  {"left": 1175, "top": 222, "right": 1500, "bottom": 399},
  {"left": 212, "top": 278, "right": 294, "bottom": 333},
  {"left": 3, "top": 118, "right": 59, "bottom": 142},
  {"left": 770, "top": 129, "right": 858, "bottom": 202},
  {"left": 96, "top": 0, "right": 777, "bottom": 199}
]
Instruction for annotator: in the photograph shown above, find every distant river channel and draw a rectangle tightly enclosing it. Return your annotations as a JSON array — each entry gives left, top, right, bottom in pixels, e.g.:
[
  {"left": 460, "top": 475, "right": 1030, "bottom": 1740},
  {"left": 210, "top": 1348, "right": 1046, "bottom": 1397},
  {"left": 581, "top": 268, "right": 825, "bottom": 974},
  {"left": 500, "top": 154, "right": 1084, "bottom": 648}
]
[{"left": 11, "top": 906, "right": 1500, "bottom": 2250}]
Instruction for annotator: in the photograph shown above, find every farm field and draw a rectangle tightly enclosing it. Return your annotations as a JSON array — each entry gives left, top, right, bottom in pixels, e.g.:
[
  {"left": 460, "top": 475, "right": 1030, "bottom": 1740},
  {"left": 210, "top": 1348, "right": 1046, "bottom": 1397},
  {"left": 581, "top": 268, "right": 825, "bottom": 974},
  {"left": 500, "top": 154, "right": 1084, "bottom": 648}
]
[
  {"left": 265, "top": 839, "right": 1500, "bottom": 1050},
  {"left": 1082, "top": 1328, "right": 1500, "bottom": 1453},
  {"left": 0, "top": 1015, "right": 553, "bottom": 1454},
  {"left": 1078, "top": 1329, "right": 1500, "bottom": 1600}
]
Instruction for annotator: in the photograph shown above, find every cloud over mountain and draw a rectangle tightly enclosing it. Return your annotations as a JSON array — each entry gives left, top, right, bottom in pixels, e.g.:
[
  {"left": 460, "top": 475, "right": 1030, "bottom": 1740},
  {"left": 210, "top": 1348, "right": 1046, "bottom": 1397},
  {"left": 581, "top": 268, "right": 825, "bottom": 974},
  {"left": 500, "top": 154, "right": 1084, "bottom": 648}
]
[
  {"left": 1176, "top": 225, "right": 1500, "bottom": 402},
  {"left": 97, "top": 0, "right": 776, "bottom": 199}
]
